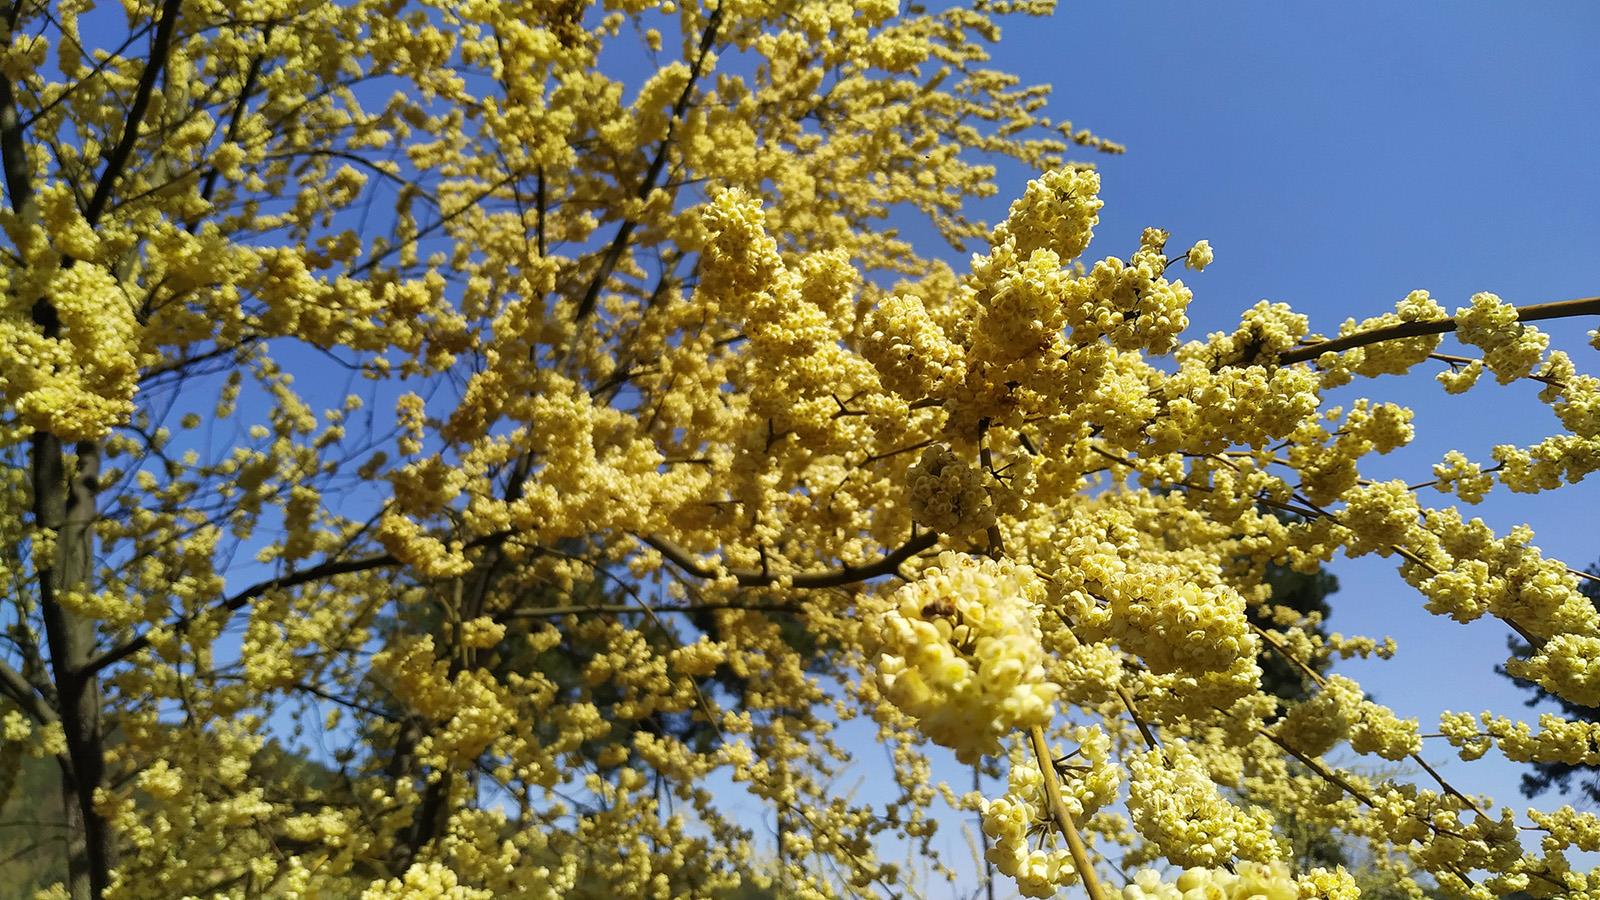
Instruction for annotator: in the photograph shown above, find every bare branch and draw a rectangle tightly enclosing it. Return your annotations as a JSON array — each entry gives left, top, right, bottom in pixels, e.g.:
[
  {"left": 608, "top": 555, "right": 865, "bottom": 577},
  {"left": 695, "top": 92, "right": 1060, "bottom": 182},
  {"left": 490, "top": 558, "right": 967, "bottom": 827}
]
[
  {"left": 638, "top": 529, "right": 938, "bottom": 590},
  {"left": 1277, "top": 295, "right": 1600, "bottom": 366},
  {"left": 0, "top": 658, "right": 56, "bottom": 727},
  {"left": 84, "top": 0, "right": 185, "bottom": 227}
]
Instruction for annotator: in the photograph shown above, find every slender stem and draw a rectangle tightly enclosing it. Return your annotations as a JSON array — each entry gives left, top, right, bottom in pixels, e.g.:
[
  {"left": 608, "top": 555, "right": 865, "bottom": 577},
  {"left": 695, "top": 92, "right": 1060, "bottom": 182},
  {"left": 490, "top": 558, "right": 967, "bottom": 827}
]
[
  {"left": 1276, "top": 295, "right": 1600, "bottom": 365},
  {"left": 976, "top": 763, "right": 995, "bottom": 900},
  {"left": 639, "top": 529, "right": 937, "bottom": 590},
  {"left": 1027, "top": 725, "right": 1106, "bottom": 900},
  {"left": 502, "top": 599, "right": 797, "bottom": 619},
  {"left": 81, "top": 546, "right": 403, "bottom": 675},
  {"left": 574, "top": 5, "right": 723, "bottom": 321},
  {"left": 1058, "top": 610, "right": 1162, "bottom": 754},
  {"left": 979, "top": 420, "right": 1004, "bottom": 559},
  {"left": 1114, "top": 684, "right": 1161, "bottom": 753}
]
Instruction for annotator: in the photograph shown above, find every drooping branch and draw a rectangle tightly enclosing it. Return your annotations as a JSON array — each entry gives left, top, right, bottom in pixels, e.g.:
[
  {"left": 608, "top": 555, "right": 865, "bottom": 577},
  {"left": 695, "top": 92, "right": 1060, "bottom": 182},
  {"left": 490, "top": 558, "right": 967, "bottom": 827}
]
[
  {"left": 1251, "top": 621, "right": 1498, "bottom": 826},
  {"left": 82, "top": 529, "right": 515, "bottom": 676},
  {"left": 638, "top": 529, "right": 938, "bottom": 590},
  {"left": 87, "top": 521, "right": 916, "bottom": 679},
  {"left": 1276, "top": 295, "right": 1600, "bottom": 365}
]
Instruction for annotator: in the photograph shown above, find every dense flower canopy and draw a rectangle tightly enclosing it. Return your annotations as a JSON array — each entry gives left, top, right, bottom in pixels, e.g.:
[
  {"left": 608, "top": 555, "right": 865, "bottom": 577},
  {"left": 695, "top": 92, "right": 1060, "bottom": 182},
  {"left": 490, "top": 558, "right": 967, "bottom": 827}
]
[{"left": 1, "top": 1, "right": 1599, "bottom": 899}]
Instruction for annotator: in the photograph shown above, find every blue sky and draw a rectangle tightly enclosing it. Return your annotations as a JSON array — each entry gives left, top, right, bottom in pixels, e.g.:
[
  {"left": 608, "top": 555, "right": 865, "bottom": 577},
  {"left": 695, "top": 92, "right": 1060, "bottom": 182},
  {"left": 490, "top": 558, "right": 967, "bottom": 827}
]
[
  {"left": 861, "top": 3, "right": 1600, "bottom": 892},
  {"left": 1008, "top": 0, "right": 1600, "bottom": 806}
]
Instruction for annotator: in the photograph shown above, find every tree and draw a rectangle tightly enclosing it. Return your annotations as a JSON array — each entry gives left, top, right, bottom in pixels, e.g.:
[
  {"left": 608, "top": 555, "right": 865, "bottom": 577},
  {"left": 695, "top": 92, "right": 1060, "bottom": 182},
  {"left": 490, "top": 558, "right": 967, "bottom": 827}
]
[
  {"left": 1, "top": 1, "right": 1599, "bottom": 898},
  {"left": 1251, "top": 520, "right": 1341, "bottom": 705},
  {"left": 1498, "top": 563, "right": 1600, "bottom": 805}
]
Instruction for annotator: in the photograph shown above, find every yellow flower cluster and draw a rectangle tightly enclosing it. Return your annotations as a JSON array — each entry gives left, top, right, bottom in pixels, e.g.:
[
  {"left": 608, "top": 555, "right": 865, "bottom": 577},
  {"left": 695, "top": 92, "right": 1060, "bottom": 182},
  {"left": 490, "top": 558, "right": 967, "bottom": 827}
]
[
  {"left": 862, "top": 293, "right": 967, "bottom": 399},
  {"left": 1107, "top": 576, "right": 1255, "bottom": 677},
  {"left": 875, "top": 552, "right": 1058, "bottom": 763},
  {"left": 1288, "top": 402, "right": 1415, "bottom": 506},
  {"left": 1120, "top": 862, "right": 1358, "bottom": 900},
  {"left": 1063, "top": 229, "right": 1192, "bottom": 355},
  {"left": 457, "top": 616, "right": 505, "bottom": 649},
  {"left": 972, "top": 244, "right": 1074, "bottom": 364},
  {"left": 375, "top": 512, "right": 474, "bottom": 579},
  {"left": 0, "top": 262, "right": 138, "bottom": 440},
  {"left": 1440, "top": 710, "right": 1600, "bottom": 766},
  {"left": 1315, "top": 289, "right": 1446, "bottom": 383},
  {"left": 989, "top": 167, "right": 1104, "bottom": 261},
  {"left": 906, "top": 445, "right": 994, "bottom": 539},
  {"left": 981, "top": 752, "right": 1080, "bottom": 897},
  {"left": 1432, "top": 449, "right": 1495, "bottom": 503},
  {"left": 359, "top": 862, "right": 493, "bottom": 899},
  {"left": 1276, "top": 674, "right": 1421, "bottom": 761},
  {"left": 1455, "top": 291, "right": 1549, "bottom": 383},
  {"left": 1407, "top": 512, "right": 1595, "bottom": 637},
  {"left": 1126, "top": 743, "right": 1282, "bottom": 868},
  {"left": 981, "top": 726, "right": 1120, "bottom": 889},
  {"left": 1504, "top": 634, "right": 1600, "bottom": 708},
  {"left": 369, "top": 635, "right": 517, "bottom": 766},
  {"left": 1183, "top": 300, "right": 1309, "bottom": 368},
  {"left": 1527, "top": 806, "right": 1600, "bottom": 855},
  {"left": 1148, "top": 362, "right": 1321, "bottom": 456}
]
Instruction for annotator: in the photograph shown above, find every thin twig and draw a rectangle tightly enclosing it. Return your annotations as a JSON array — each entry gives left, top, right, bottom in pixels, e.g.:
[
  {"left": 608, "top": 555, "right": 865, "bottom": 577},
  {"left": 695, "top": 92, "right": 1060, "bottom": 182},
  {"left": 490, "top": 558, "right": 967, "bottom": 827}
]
[{"left": 1277, "top": 295, "right": 1600, "bottom": 365}]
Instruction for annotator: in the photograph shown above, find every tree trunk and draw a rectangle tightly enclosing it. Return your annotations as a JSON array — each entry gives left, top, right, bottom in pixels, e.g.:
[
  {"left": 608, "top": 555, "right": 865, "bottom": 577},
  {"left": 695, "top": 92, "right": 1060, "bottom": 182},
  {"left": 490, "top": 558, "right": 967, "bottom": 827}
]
[{"left": 33, "top": 433, "right": 112, "bottom": 899}]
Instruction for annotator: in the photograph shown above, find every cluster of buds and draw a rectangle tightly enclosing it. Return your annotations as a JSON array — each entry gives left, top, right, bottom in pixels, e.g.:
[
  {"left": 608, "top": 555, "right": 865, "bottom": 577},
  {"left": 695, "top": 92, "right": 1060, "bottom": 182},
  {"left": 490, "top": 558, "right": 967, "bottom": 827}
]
[{"left": 875, "top": 552, "right": 1057, "bottom": 763}]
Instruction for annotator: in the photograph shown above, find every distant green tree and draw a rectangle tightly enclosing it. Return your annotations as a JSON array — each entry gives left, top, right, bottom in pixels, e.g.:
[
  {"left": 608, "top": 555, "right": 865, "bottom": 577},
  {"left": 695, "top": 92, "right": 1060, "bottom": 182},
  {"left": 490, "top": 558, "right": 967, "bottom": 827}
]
[
  {"left": 1243, "top": 558, "right": 1345, "bottom": 870},
  {"left": 1499, "top": 562, "right": 1600, "bottom": 804},
  {"left": 1252, "top": 563, "right": 1340, "bottom": 704},
  {"left": 0, "top": 717, "right": 68, "bottom": 896}
]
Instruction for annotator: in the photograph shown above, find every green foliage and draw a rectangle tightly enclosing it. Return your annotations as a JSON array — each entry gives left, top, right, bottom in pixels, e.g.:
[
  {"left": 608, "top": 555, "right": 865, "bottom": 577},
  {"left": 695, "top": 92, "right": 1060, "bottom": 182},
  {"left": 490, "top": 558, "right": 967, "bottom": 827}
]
[
  {"left": 0, "top": 716, "right": 67, "bottom": 895},
  {"left": 1498, "top": 562, "right": 1600, "bottom": 804},
  {"left": 1253, "top": 563, "right": 1339, "bottom": 704}
]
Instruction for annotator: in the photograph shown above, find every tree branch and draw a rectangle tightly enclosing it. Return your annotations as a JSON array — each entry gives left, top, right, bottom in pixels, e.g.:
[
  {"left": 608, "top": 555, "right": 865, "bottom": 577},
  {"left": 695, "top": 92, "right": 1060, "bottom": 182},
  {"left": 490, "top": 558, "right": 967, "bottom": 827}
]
[
  {"left": 0, "top": 658, "right": 56, "bottom": 727},
  {"left": 83, "top": 0, "right": 184, "bottom": 227},
  {"left": 1028, "top": 725, "right": 1106, "bottom": 900},
  {"left": 638, "top": 529, "right": 937, "bottom": 590},
  {"left": 79, "top": 549, "right": 395, "bottom": 676},
  {"left": 1277, "top": 295, "right": 1600, "bottom": 365},
  {"left": 573, "top": 4, "right": 723, "bottom": 321},
  {"left": 502, "top": 599, "right": 799, "bottom": 619},
  {"left": 195, "top": 36, "right": 270, "bottom": 211},
  {"left": 0, "top": 0, "right": 35, "bottom": 213},
  {"left": 79, "top": 527, "right": 509, "bottom": 676}
]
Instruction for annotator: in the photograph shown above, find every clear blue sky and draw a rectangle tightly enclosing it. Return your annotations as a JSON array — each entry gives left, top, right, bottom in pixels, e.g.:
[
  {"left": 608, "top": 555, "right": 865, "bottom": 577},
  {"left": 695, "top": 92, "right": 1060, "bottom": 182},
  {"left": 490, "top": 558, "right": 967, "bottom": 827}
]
[{"left": 864, "top": 3, "right": 1600, "bottom": 893}]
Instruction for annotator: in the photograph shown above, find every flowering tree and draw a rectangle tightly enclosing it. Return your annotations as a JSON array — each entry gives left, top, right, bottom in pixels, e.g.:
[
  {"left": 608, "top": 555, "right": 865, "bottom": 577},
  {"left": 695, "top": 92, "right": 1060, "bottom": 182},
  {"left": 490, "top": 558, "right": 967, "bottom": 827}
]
[{"left": 2, "top": 1, "right": 1599, "bottom": 898}]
